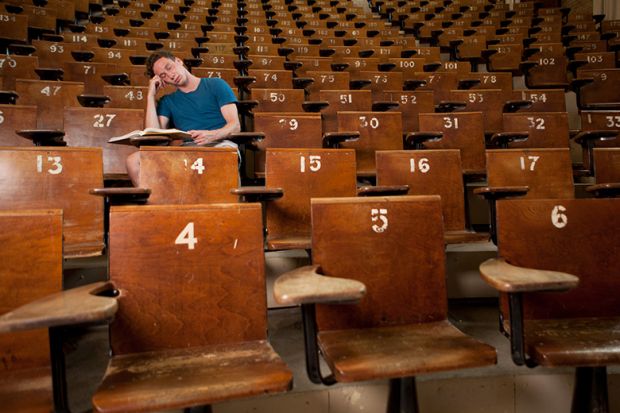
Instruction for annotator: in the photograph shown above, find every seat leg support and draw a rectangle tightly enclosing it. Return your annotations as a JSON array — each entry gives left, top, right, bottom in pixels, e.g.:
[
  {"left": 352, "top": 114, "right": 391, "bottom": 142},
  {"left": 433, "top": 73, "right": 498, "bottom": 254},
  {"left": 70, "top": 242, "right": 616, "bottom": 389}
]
[
  {"left": 571, "top": 366, "right": 608, "bottom": 413},
  {"left": 387, "top": 377, "right": 419, "bottom": 413},
  {"left": 49, "top": 326, "right": 69, "bottom": 413},
  {"left": 301, "top": 303, "right": 336, "bottom": 386}
]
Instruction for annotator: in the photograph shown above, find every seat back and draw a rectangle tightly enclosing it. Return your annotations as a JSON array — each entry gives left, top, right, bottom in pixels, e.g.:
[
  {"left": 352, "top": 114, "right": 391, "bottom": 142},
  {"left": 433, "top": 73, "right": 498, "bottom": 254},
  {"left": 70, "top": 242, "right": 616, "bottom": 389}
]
[
  {"left": 486, "top": 148, "right": 574, "bottom": 199},
  {"left": 264, "top": 148, "right": 357, "bottom": 248},
  {"left": 0, "top": 147, "right": 104, "bottom": 258},
  {"left": 313, "top": 196, "right": 447, "bottom": 331},
  {"left": 63, "top": 107, "right": 143, "bottom": 177},
  {"left": 501, "top": 112, "right": 570, "bottom": 148},
  {"left": 108, "top": 203, "right": 266, "bottom": 355},
  {"left": 0, "top": 209, "right": 62, "bottom": 410},
  {"left": 496, "top": 198, "right": 620, "bottom": 322},
  {"left": 15, "top": 80, "right": 84, "bottom": 130},
  {"left": 376, "top": 150, "right": 466, "bottom": 232},
  {"left": 338, "top": 111, "right": 403, "bottom": 177},
  {"left": 139, "top": 147, "right": 239, "bottom": 205},
  {"left": 592, "top": 148, "right": 620, "bottom": 183},
  {"left": 0, "top": 104, "right": 37, "bottom": 146}
]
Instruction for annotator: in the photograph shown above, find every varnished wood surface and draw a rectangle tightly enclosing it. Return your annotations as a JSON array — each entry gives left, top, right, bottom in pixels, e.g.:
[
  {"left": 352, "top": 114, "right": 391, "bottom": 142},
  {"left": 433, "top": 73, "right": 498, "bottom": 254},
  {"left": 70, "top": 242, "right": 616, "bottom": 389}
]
[
  {"left": 139, "top": 147, "right": 239, "bottom": 204},
  {"left": 376, "top": 150, "right": 467, "bottom": 232},
  {"left": 0, "top": 281, "right": 118, "bottom": 333},
  {"left": 93, "top": 340, "right": 293, "bottom": 413},
  {"left": 109, "top": 203, "right": 267, "bottom": 354},
  {"left": 525, "top": 317, "right": 620, "bottom": 367},
  {"left": 63, "top": 107, "right": 142, "bottom": 176},
  {"left": 486, "top": 148, "right": 574, "bottom": 199},
  {"left": 312, "top": 196, "right": 448, "bottom": 331},
  {"left": 444, "top": 230, "right": 490, "bottom": 244},
  {"left": 0, "top": 147, "right": 104, "bottom": 258},
  {"left": 0, "top": 367, "right": 52, "bottom": 413},
  {"left": 318, "top": 321, "right": 496, "bottom": 382},
  {"left": 479, "top": 258, "right": 579, "bottom": 293},
  {"left": 319, "top": 90, "right": 372, "bottom": 133},
  {"left": 0, "top": 104, "right": 38, "bottom": 146},
  {"left": 338, "top": 111, "right": 403, "bottom": 176},
  {"left": 0, "top": 210, "right": 62, "bottom": 411},
  {"left": 15, "top": 79, "right": 84, "bottom": 129},
  {"left": 593, "top": 148, "right": 620, "bottom": 183},
  {"left": 265, "top": 149, "right": 357, "bottom": 250},
  {"left": 418, "top": 112, "right": 486, "bottom": 174},
  {"left": 502, "top": 112, "right": 570, "bottom": 148},
  {"left": 496, "top": 198, "right": 620, "bottom": 321},
  {"left": 274, "top": 265, "right": 366, "bottom": 305}
]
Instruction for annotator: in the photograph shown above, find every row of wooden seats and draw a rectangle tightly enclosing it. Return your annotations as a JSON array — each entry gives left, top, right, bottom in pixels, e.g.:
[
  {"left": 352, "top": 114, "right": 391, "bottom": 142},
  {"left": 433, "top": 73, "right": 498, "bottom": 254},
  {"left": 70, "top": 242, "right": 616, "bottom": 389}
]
[{"left": 1, "top": 193, "right": 618, "bottom": 412}]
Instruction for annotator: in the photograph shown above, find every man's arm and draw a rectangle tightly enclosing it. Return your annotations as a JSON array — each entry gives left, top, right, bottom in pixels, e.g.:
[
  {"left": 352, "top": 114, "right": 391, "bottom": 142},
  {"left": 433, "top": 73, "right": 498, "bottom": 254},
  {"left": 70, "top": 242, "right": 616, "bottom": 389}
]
[
  {"left": 144, "top": 75, "right": 170, "bottom": 129},
  {"left": 187, "top": 103, "right": 241, "bottom": 145}
]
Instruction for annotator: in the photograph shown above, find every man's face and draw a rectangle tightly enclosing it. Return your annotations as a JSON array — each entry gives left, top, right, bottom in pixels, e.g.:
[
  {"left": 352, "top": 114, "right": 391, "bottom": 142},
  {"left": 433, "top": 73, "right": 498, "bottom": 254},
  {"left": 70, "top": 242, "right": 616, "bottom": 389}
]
[{"left": 152, "top": 57, "right": 186, "bottom": 86}]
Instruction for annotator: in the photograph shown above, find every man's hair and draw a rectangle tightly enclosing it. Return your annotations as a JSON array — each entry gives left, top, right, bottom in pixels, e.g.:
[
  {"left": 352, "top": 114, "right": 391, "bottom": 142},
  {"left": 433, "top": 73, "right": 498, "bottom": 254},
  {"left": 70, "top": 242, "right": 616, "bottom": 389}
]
[{"left": 145, "top": 50, "right": 176, "bottom": 78}]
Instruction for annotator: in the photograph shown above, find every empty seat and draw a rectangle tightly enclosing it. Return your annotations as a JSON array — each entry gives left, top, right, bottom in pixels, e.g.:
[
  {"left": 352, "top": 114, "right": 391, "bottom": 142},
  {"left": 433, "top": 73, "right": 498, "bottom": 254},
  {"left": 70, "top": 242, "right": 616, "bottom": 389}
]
[
  {"left": 274, "top": 195, "right": 496, "bottom": 412},
  {"left": 480, "top": 197, "right": 620, "bottom": 413},
  {"left": 92, "top": 202, "right": 293, "bottom": 412},
  {"left": 0, "top": 147, "right": 104, "bottom": 258}
]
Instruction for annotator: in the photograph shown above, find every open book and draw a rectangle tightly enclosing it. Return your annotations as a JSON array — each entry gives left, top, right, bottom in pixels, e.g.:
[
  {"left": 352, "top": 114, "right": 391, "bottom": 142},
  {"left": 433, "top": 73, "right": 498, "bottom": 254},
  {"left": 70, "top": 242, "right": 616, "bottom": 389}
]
[{"left": 108, "top": 128, "right": 191, "bottom": 143}]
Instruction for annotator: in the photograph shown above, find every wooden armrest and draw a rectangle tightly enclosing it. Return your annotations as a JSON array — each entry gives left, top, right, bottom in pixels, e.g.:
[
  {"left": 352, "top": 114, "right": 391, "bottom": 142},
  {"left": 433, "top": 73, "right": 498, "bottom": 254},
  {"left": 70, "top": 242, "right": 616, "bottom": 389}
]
[
  {"left": 89, "top": 187, "right": 151, "bottom": 205},
  {"left": 503, "top": 100, "right": 533, "bottom": 113},
  {"left": 231, "top": 186, "right": 284, "bottom": 202},
  {"left": 319, "top": 48, "right": 337, "bottom": 57},
  {"left": 423, "top": 62, "right": 442, "bottom": 72},
  {"left": 349, "top": 79, "right": 372, "bottom": 89},
  {"left": 457, "top": 78, "right": 481, "bottom": 89},
  {"left": 357, "top": 185, "right": 409, "bottom": 196},
  {"left": 436, "top": 101, "right": 467, "bottom": 113},
  {"left": 293, "top": 77, "right": 314, "bottom": 89},
  {"left": 404, "top": 131, "right": 443, "bottom": 149},
  {"left": 233, "top": 75, "right": 256, "bottom": 89},
  {"left": 331, "top": 62, "right": 349, "bottom": 72},
  {"left": 302, "top": 100, "right": 329, "bottom": 112},
  {"left": 101, "top": 73, "right": 130, "bottom": 86},
  {"left": 228, "top": 132, "right": 264, "bottom": 146},
  {"left": 236, "top": 99, "right": 259, "bottom": 114},
  {"left": 479, "top": 258, "right": 579, "bottom": 293},
  {"left": 403, "top": 78, "right": 425, "bottom": 91},
  {"left": 8, "top": 44, "right": 37, "bottom": 55},
  {"left": 586, "top": 183, "right": 620, "bottom": 198},
  {"left": 572, "top": 130, "right": 617, "bottom": 146},
  {"left": 0, "top": 281, "right": 118, "bottom": 333},
  {"left": 77, "top": 94, "right": 111, "bottom": 108},
  {"left": 71, "top": 50, "right": 95, "bottom": 62},
  {"left": 283, "top": 61, "right": 302, "bottom": 71},
  {"left": 378, "top": 62, "right": 396, "bottom": 72},
  {"left": 129, "top": 55, "right": 147, "bottom": 65},
  {"left": 0, "top": 90, "right": 18, "bottom": 104},
  {"left": 372, "top": 101, "right": 399, "bottom": 112},
  {"left": 233, "top": 59, "right": 253, "bottom": 71},
  {"left": 473, "top": 186, "right": 529, "bottom": 200},
  {"left": 570, "top": 77, "right": 594, "bottom": 92},
  {"left": 274, "top": 265, "right": 366, "bottom": 305},
  {"left": 401, "top": 49, "right": 418, "bottom": 58},
  {"left": 97, "top": 38, "right": 117, "bottom": 48},
  {"left": 277, "top": 47, "right": 294, "bottom": 57},
  {"left": 488, "top": 132, "right": 529, "bottom": 148},
  {"left": 35, "top": 67, "right": 64, "bottom": 81},
  {"left": 17, "top": 129, "right": 66, "bottom": 146},
  {"left": 322, "top": 131, "right": 360, "bottom": 148}
]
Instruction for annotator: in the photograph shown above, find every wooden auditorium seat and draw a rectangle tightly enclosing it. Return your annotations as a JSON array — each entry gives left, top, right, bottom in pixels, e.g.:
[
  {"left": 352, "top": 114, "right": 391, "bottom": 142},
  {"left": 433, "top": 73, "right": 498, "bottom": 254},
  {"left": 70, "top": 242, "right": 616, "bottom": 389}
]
[
  {"left": 376, "top": 149, "right": 488, "bottom": 244},
  {"left": 480, "top": 197, "right": 620, "bottom": 413},
  {"left": 0, "top": 146, "right": 105, "bottom": 258},
  {"left": 15, "top": 79, "right": 84, "bottom": 130},
  {"left": 91, "top": 203, "right": 292, "bottom": 412},
  {"left": 234, "top": 148, "right": 357, "bottom": 251},
  {"left": 0, "top": 209, "right": 117, "bottom": 412},
  {"left": 63, "top": 106, "right": 143, "bottom": 178},
  {"left": 274, "top": 195, "right": 496, "bottom": 413},
  {"left": 138, "top": 146, "right": 239, "bottom": 204},
  {"left": 0, "top": 104, "right": 38, "bottom": 146},
  {"left": 586, "top": 148, "right": 620, "bottom": 198}
]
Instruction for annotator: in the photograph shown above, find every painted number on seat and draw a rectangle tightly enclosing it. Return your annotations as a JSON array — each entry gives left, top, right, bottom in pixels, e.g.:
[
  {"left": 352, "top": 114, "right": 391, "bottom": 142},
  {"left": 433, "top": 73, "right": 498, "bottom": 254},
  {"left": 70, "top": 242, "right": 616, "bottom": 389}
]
[
  {"left": 409, "top": 157, "right": 430, "bottom": 173},
  {"left": 300, "top": 155, "right": 321, "bottom": 172},
  {"left": 551, "top": 205, "right": 567, "bottom": 229},
  {"left": 36, "top": 155, "right": 63, "bottom": 174},
  {"left": 175, "top": 222, "right": 198, "bottom": 250},
  {"left": 371, "top": 208, "right": 388, "bottom": 233},
  {"left": 519, "top": 155, "right": 540, "bottom": 171}
]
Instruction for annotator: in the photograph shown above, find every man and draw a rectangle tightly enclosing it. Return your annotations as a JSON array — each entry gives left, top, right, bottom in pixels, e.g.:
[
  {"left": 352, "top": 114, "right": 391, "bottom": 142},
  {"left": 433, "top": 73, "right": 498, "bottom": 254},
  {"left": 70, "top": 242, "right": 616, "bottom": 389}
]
[{"left": 126, "top": 50, "right": 240, "bottom": 185}]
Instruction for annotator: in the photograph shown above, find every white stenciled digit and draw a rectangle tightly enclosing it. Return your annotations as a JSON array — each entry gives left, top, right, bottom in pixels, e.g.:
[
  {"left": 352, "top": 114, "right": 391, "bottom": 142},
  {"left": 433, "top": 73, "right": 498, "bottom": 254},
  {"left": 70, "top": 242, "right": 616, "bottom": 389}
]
[
  {"left": 605, "top": 116, "right": 620, "bottom": 127},
  {"left": 340, "top": 94, "right": 352, "bottom": 104},
  {"left": 409, "top": 157, "right": 430, "bottom": 173},
  {"left": 300, "top": 155, "right": 322, "bottom": 172},
  {"left": 175, "top": 222, "right": 198, "bottom": 250},
  {"left": 36, "top": 155, "right": 63, "bottom": 174},
  {"left": 551, "top": 205, "right": 567, "bottom": 229},
  {"left": 371, "top": 208, "right": 388, "bottom": 233},
  {"left": 93, "top": 114, "right": 117, "bottom": 128},
  {"left": 190, "top": 158, "right": 205, "bottom": 174},
  {"left": 0, "top": 110, "right": 4, "bottom": 124},
  {"left": 443, "top": 116, "right": 459, "bottom": 129},
  {"left": 269, "top": 92, "right": 285, "bottom": 102},
  {"left": 359, "top": 116, "right": 379, "bottom": 129},
  {"left": 519, "top": 155, "right": 540, "bottom": 171},
  {"left": 527, "top": 117, "right": 545, "bottom": 130}
]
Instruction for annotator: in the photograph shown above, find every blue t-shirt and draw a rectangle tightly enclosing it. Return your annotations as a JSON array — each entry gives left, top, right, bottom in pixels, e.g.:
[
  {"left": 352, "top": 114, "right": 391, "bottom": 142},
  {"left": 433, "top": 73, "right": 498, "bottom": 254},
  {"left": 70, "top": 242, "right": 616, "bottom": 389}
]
[{"left": 157, "top": 78, "right": 237, "bottom": 131}]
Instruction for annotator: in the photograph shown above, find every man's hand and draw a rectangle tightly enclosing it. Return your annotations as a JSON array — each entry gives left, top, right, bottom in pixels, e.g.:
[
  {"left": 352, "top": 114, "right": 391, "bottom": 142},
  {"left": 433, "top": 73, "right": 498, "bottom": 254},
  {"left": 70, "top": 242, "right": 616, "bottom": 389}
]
[
  {"left": 187, "top": 130, "right": 222, "bottom": 145},
  {"left": 148, "top": 75, "right": 163, "bottom": 97}
]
